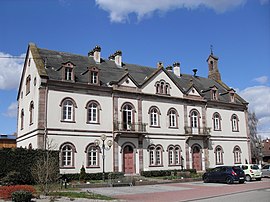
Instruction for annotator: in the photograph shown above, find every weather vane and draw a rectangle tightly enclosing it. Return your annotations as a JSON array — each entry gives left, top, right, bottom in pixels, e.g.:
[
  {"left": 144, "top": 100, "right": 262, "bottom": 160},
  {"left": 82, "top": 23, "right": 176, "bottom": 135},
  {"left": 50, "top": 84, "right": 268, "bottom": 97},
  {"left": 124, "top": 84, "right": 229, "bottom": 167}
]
[{"left": 210, "top": 45, "right": 213, "bottom": 55}]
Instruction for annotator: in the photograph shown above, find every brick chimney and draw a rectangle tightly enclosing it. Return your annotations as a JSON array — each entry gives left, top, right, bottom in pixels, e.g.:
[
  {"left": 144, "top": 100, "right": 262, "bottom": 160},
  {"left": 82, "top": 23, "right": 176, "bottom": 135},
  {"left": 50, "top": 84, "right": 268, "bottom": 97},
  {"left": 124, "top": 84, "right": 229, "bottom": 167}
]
[{"left": 173, "top": 62, "right": 181, "bottom": 77}]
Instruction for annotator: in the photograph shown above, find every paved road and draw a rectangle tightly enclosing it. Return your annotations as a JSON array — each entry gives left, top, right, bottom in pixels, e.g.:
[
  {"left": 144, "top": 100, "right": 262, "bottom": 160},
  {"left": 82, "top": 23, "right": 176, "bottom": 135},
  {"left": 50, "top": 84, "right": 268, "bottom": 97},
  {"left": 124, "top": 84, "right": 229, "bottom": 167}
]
[{"left": 84, "top": 178, "right": 270, "bottom": 202}]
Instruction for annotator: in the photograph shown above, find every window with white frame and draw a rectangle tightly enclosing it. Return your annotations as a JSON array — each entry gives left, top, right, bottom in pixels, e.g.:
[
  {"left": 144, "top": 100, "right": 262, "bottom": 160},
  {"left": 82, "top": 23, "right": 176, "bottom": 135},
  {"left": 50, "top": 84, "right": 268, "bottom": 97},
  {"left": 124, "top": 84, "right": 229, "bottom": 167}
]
[
  {"left": 215, "top": 145, "right": 223, "bottom": 165},
  {"left": 155, "top": 80, "right": 170, "bottom": 95},
  {"left": 122, "top": 103, "right": 134, "bottom": 130},
  {"left": 60, "top": 143, "right": 76, "bottom": 167},
  {"left": 233, "top": 146, "right": 241, "bottom": 164},
  {"left": 60, "top": 98, "right": 77, "bottom": 122},
  {"left": 168, "top": 108, "right": 178, "bottom": 128},
  {"left": 231, "top": 114, "right": 239, "bottom": 132},
  {"left": 149, "top": 106, "right": 160, "bottom": 127},
  {"left": 86, "top": 144, "right": 99, "bottom": 167},
  {"left": 65, "top": 67, "right": 73, "bottom": 80},
  {"left": 168, "top": 145, "right": 181, "bottom": 166},
  {"left": 213, "top": 112, "right": 221, "bottom": 131},
  {"left": 190, "top": 110, "right": 199, "bottom": 128},
  {"left": 86, "top": 101, "right": 100, "bottom": 124},
  {"left": 149, "top": 145, "right": 163, "bottom": 166}
]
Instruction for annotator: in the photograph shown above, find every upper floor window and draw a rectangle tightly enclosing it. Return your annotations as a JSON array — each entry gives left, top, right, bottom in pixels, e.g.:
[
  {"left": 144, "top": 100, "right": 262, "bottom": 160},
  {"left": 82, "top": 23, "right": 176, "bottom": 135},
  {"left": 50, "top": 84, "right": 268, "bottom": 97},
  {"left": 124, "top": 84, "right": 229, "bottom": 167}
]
[
  {"left": 149, "top": 144, "right": 163, "bottom": 166},
  {"left": 213, "top": 112, "right": 221, "bottom": 131},
  {"left": 233, "top": 146, "right": 241, "bottom": 164},
  {"left": 65, "top": 67, "right": 73, "bottom": 80},
  {"left": 211, "top": 86, "right": 218, "bottom": 100},
  {"left": 29, "top": 101, "right": 34, "bottom": 125},
  {"left": 121, "top": 102, "right": 135, "bottom": 130},
  {"left": 86, "top": 100, "right": 101, "bottom": 124},
  {"left": 20, "top": 109, "right": 24, "bottom": 130},
  {"left": 85, "top": 143, "right": 100, "bottom": 168},
  {"left": 60, "top": 98, "right": 77, "bottom": 122},
  {"left": 149, "top": 106, "right": 161, "bottom": 127},
  {"left": 60, "top": 142, "right": 76, "bottom": 168},
  {"left": 155, "top": 80, "right": 170, "bottom": 95},
  {"left": 26, "top": 75, "right": 31, "bottom": 95},
  {"left": 89, "top": 66, "right": 99, "bottom": 85},
  {"left": 215, "top": 145, "right": 223, "bottom": 165},
  {"left": 190, "top": 109, "right": 199, "bottom": 128},
  {"left": 168, "top": 108, "right": 178, "bottom": 128},
  {"left": 231, "top": 114, "right": 239, "bottom": 132}
]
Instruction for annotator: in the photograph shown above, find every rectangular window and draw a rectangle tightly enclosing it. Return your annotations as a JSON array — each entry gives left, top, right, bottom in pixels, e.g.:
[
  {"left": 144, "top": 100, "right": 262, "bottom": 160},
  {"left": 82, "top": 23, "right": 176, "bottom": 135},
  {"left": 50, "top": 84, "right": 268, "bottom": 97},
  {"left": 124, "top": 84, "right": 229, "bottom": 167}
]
[
  {"left": 65, "top": 68, "right": 72, "bottom": 80},
  {"left": 91, "top": 71, "right": 98, "bottom": 84}
]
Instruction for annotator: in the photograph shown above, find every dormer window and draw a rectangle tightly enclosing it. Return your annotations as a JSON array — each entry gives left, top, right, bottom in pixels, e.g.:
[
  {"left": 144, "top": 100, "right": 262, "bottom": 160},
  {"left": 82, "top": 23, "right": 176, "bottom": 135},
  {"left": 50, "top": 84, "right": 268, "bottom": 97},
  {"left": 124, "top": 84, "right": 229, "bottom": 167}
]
[
  {"left": 60, "top": 62, "right": 75, "bottom": 81},
  {"left": 228, "top": 89, "right": 236, "bottom": 103},
  {"left": 210, "top": 86, "right": 218, "bottom": 100},
  {"left": 89, "top": 66, "right": 99, "bottom": 85},
  {"left": 155, "top": 80, "right": 170, "bottom": 95}
]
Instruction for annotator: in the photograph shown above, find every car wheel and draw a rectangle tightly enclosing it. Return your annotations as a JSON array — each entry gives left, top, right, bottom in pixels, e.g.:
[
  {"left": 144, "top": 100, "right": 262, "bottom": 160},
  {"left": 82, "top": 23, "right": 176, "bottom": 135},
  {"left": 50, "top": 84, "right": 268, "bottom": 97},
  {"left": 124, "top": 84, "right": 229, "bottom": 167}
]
[
  {"left": 203, "top": 176, "right": 210, "bottom": 183},
  {"left": 255, "top": 178, "right": 261, "bottom": 181},
  {"left": 245, "top": 175, "right": 251, "bottom": 182},
  {"left": 226, "top": 177, "right": 233, "bottom": 184}
]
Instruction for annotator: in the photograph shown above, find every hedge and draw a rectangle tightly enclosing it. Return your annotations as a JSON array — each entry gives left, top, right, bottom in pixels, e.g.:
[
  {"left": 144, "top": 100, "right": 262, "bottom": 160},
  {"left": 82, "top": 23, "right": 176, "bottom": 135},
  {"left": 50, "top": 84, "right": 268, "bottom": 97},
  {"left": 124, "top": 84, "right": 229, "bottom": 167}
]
[
  {"left": 141, "top": 169, "right": 196, "bottom": 177},
  {"left": 63, "top": 172, "right": 124, "bottom": 182},
  {"left": 0, "top": 148, "right": 59, "bottom": 185},
  {"left": 0, "top": 185, "right": 36, "bottom": 200}
]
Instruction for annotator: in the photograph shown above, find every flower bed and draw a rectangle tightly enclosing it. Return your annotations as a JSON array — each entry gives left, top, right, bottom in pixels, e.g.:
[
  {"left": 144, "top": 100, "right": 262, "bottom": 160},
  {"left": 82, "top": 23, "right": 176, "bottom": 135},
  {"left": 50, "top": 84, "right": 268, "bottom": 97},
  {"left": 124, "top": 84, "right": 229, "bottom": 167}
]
[{"left": 0, "top": 185, "right": 36, "bottom": 200}]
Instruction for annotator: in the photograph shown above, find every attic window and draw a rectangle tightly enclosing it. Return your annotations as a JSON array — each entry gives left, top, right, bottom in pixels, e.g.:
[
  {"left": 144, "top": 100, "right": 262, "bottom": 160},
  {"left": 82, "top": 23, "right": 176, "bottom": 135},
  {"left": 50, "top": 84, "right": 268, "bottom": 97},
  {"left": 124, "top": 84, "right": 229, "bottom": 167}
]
[
  {"left": 155, "top": 80, "right": 170, "bottom": 95},
  {"left": 230, "top": 92, "right": 235, "bottom": 103},
  {"left": 61, "top": 62, "right": 75, "bottom": 81},
  {"left": 88, "top": 66, "right": 99, "bottom": 85},
  {"left": 212, "top": 90, "right": 218, "bottom": 100},
  {"left": 26, "top": 75, "right": 31, "bottom": 95}
]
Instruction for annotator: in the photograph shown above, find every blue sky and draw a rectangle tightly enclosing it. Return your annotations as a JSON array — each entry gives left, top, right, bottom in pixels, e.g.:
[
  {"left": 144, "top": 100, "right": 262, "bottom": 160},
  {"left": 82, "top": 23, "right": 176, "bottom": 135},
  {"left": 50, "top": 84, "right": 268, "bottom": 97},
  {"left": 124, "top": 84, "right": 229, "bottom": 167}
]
[{"left": 0, "top": 0, "right": 269, "bottom": 138}]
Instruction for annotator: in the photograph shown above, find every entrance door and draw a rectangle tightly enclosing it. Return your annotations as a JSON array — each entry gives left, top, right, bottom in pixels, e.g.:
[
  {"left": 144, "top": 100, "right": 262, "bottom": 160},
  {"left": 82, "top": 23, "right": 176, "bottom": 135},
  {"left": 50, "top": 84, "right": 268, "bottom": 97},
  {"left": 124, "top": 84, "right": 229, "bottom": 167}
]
[
  {"left": 192, "top": 146, "right": 202, "bottom": 171},
  {"left": 123, "top": 145, "right": 134, "bottom": 174}
]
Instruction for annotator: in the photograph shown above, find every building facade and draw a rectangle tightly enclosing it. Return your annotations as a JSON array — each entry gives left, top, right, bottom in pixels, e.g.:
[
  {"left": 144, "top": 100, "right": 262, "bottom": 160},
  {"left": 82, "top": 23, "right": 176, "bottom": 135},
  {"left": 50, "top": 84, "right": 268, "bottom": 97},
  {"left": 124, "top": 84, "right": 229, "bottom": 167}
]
[{"left": 17, "top": 43, "right": 251, "bottom": 174}]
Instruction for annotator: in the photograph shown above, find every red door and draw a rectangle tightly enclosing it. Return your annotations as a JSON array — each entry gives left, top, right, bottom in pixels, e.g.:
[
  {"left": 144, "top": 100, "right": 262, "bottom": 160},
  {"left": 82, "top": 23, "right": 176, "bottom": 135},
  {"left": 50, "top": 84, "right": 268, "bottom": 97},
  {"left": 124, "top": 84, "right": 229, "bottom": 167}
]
[
  {"left": 192, "top": 146, "right": 202, "bottom": 171},
  {"left": 123, "top": 145, "right": 134, "bottom": 174}
]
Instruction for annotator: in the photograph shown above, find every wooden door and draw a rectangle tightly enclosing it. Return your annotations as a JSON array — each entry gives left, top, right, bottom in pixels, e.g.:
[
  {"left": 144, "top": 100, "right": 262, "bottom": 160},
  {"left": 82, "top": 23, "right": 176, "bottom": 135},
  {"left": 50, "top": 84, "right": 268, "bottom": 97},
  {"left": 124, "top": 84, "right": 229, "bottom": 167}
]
[
  {"left": 123, "top": 145, "right": 134, "bottom": 174},
  {"left": 192, "top": 146, "right": 202, "bottom": 171}
]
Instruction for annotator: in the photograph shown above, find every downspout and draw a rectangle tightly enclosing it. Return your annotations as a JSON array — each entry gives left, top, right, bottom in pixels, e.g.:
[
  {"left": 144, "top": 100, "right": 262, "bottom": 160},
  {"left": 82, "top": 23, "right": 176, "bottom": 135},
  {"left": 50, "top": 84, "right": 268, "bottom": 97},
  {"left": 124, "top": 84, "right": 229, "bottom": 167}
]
[{"left": 44, "top": 85, "right": 48, "bottom": 150}]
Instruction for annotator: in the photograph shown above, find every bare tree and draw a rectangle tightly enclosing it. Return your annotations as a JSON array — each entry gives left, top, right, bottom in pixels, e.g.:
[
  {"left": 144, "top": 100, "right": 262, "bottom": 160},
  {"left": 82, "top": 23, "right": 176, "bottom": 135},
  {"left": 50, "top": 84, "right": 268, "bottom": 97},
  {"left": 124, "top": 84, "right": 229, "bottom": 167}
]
[
  {"left": 31, "top": 139, "right": 59, "bottom": 195},
  {"left": 248, "top": 111, "right": 260, "bottom": 163}
]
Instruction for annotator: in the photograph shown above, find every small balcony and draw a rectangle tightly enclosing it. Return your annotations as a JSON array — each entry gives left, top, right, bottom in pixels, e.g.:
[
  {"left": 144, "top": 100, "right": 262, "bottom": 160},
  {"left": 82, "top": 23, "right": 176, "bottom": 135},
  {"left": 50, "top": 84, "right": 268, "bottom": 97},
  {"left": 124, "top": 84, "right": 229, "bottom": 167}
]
[
  {"left": 184, "top": 126, "right": 211, "bottom": 136},
  {"left": 114, "top": 121, "right": 147, "bottom": 133}
]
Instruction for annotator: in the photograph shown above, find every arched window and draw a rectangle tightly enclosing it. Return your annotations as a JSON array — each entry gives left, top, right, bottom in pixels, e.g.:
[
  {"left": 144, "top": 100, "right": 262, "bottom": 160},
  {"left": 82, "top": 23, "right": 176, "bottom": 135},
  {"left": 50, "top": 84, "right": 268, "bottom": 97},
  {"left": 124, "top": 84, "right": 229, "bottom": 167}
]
[
  {"left": 155, "top": 80, "right": 170, "bottom": 95},
  {"left": 29, "top": 101, "right": 34, "bottom": 125},
  {"left": 215, "top": 145, "right": 223, "bottom": 165},
  {"left": 86, "top": 100, "right": 101, "bottom": 124},
  {"left": 26, "top": 75, "right": 31, "bottom": 95},
  {"left": 149, "top": 106, "right": 161, "bottom": 127},
  {"left": 148, "top": 144, "right": 163, "bottom": 166},
  {"left": 213, "top": 112, "right": 221, "bottom": 131},
  {"left": 20, "top": 109, "right": 24, "bottom": 130},
  {"left": 233, "top": 146, "right": 241, "bottom": 164},
  {"left": 190, "top": 109, "right": 200, "bottom": 128},
  {"left": 231, "top": 114, "right": 239, "bottom": 132},
  {"left": 121, "top": 103, "right": 135, "bottom": 130},
  {"left": 168, "top": 108, "right": 178, "bottom": 128},
  {"left": 60, "top": 98, "right": 77, "bottom": 122},
  {"left": 60, "top": 142, "right": 76, "bottom": 168},
  {"left": 85, "top": 143, "right": 100, "bottom": 167},
  {"left": 168, "top": 145, "right": 182, "bottom": 166}
]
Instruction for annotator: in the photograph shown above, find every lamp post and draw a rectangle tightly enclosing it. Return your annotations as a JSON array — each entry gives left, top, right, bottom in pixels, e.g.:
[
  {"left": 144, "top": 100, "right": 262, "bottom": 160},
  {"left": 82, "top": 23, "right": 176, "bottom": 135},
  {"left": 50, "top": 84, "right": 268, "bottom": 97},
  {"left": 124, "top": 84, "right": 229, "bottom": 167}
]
[{"left": 95, "top": 134, "right": 113, "bottom": 181}]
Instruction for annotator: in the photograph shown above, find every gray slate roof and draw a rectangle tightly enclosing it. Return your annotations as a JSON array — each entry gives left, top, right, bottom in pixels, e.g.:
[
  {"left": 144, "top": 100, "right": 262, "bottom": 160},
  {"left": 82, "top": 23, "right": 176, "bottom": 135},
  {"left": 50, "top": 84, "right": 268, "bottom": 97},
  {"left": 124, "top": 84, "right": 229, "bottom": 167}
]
[{"left": 37, "top": 47, "right": 247, "bottom": 105}]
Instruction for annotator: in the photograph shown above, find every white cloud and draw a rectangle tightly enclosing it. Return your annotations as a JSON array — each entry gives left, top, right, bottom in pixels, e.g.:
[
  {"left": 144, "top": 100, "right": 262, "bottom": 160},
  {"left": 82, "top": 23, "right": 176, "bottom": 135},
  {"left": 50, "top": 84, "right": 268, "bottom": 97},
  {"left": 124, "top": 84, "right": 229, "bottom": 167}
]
[
  {"left": 239, "top": 85, "right": 270, "bottom": 139},
  {"left": 253, "top": 76, "right": 268, "bottom": 84},
  {"left": 3, "top": 102, "right": 17, "bottom": 118},
  {"left": 0, "top": 52, "right": 25, "bottom": 90},
  {"left": 95, "top": 0, "right": 247, "bottom": 22}
]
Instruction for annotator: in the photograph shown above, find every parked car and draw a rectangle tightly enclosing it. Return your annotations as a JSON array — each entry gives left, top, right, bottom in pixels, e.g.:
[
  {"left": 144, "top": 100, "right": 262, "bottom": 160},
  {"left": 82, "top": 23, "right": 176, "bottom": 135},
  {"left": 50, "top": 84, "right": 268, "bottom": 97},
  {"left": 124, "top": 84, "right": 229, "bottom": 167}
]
[
  {"left": 236, "top": 164, "right": 262, "bottom": 181},
  {"left": 202, "top": 166, "right": 245, "bottom": 184},
  {"left": 261, "top": 164, "right": 270, "bottom": 177}
]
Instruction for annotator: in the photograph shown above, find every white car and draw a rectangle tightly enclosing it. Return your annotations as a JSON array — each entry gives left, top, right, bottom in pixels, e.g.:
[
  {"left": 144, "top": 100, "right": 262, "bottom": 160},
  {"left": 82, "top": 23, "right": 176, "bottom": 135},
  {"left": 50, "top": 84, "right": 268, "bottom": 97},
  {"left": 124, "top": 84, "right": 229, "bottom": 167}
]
[
  {"left": 261, "top": 164, "right": 270, "bottom": 177},
  {"left": 237, "top": 164, "right": 262, "bottom": 181}
]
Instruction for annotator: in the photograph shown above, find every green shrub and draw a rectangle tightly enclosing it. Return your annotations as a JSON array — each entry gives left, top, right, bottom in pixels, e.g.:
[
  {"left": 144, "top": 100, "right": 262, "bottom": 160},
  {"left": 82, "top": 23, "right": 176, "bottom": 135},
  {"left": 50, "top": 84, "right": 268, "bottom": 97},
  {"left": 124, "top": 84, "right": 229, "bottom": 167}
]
[
  {"left": 141, "top": 169, "right": 196, "bottom": 177},
  {"left": 11, "top": 190, "right": 32, "bottom": 202}
]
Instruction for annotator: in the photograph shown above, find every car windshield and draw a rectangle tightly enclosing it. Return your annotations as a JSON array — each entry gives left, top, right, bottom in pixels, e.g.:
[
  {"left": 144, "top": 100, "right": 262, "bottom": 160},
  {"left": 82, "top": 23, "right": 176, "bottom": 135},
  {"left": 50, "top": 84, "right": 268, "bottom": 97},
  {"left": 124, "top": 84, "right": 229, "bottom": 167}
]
[{"left": 251, "top": 165, "right": 260, "bottom": 170}]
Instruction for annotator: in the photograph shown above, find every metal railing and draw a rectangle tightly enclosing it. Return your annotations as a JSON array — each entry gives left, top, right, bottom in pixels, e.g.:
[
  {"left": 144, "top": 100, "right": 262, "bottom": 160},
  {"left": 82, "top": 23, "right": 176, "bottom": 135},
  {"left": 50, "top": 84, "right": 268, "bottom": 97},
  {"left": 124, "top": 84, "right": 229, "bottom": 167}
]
[
  {"left": 114, "top": 121, "right": 147, "bottom": 132},
  {"left": 184, "top": 126, "right": 211, "bottom": 136}
]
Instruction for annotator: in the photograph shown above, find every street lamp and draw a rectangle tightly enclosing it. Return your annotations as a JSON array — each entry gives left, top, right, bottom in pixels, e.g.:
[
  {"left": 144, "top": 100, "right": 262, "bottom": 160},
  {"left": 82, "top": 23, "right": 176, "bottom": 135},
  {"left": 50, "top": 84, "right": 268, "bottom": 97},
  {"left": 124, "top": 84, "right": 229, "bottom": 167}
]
[{"left": 95, "top": 134, "right": 113, "bottom": 181}]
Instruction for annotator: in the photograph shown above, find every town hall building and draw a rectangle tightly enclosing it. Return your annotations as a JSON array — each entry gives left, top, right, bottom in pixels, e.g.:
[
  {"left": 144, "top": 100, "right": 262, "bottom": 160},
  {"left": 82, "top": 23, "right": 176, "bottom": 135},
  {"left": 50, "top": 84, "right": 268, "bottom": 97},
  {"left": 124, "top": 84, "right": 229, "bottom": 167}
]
[{"left": 17, "top": 43, "right": 251, "bottom": 174}]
